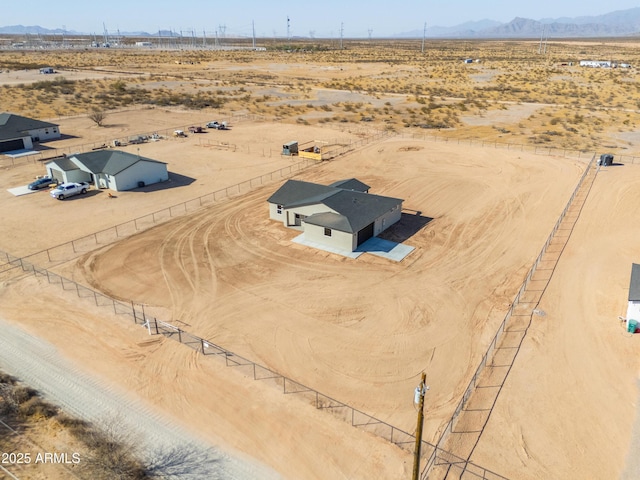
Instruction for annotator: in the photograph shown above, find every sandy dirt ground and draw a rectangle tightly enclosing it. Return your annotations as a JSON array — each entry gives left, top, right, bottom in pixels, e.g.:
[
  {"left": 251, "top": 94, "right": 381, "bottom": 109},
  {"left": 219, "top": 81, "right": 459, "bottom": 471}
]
[
  {"left": 2, "top": 107, "right": 639, "bottom": 479},
  {"left": 471, "top": 163, "right": 640, "bottom": 479}
]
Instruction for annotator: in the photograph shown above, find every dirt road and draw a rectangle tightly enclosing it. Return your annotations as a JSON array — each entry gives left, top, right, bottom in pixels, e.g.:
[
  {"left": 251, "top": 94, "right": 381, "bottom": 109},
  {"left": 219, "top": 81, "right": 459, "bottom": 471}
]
[{"left": 0, "top": 316, "right": 281, "bottom": 480}]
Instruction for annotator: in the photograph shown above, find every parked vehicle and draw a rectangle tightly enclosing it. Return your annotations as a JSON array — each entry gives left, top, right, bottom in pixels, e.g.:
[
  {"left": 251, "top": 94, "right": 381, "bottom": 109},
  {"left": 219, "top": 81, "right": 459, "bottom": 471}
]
[
  {"left": 598, "top": 153, "right": 614, "bottom": 166},
  {"left": 206, "top": 121, "right": 227, "bottom": 130},
  {"left": 188, "top": 126, "right": 203, "bottom": 133},
  {"left": 50, "top": 182, "right": 90, "bottom": 200},
  {"left": 173, "top": 130, "right": 187, "bottom": 137},
  {"left": 28, "top": 177, "right": 56, "bottom": 190}
]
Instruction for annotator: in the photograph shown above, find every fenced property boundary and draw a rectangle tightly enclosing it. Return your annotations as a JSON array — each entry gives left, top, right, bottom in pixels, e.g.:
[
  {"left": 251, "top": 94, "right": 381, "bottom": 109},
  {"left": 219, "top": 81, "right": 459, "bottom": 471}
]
[
  {"left": 0, "top": 127, "right": 596, "bottom": 480},
  {"left": 421, "top": 152, "right": 598, "bottom": 479},
  {"left": 0, "top": 111, "right": 266, "bottom": 169},
  {"left": 19, "top": 131, "right": 393, "bottom": 267},
  {"left": 1, "top": 251, "right": 510, "bottom": 479}
]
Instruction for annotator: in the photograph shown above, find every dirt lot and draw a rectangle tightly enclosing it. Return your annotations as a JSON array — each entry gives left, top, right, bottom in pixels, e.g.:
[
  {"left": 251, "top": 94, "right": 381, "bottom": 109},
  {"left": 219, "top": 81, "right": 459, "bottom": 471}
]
[{"left": 1, "top": 47, "right": 640, "bottom": 476}]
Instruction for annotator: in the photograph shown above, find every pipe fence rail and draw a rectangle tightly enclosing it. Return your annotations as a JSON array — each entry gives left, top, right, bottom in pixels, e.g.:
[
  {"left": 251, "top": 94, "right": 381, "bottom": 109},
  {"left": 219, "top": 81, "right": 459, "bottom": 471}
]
[
  {"left": 4, "top": 131, "right": 605, "bottom": 479},
  {"left": 20, "top": 157, "right": 320, "bottom": 267},
  {"left": 0, "top": 111, "right": 266, "bottom": 170},
  {"left": 19, "top": 130, "right": 393, "bottom": 268},
  {"left": 1, "top": 247, "right": 512, "bottom": 479},
  {"left": 422, "top": 152, "right": 597, "bottom": 479},
  {"left": 3, "top": 251, "right": 440, "bottom": 461}
]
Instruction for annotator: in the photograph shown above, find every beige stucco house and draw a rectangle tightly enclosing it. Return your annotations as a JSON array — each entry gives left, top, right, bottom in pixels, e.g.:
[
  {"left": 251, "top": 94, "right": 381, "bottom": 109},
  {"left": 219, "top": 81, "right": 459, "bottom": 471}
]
[{"left": 267, "top": 179, "right": 403, "bottom": 252}]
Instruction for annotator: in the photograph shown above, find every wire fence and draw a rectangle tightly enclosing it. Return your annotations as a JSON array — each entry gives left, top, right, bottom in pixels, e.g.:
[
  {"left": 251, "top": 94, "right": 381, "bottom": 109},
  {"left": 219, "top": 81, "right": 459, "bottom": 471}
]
[
  {"left": 1, "top": 247, "right": 512, "bottom": 479},
  {"left": 19, "top": 157, "right": 317, "bottom": 266},
  {"left": 2, "top": 129, "right": 601, "bottom": 479},
  {"left": 0, "top": 112, "right": 266, "bottom": 169},
  {"left": 397, "top": 132, "right": 640, "bottom": 162},
  {"left": 0, "top": 252, "right": 432, "bottom": 459},
  {"left": 19, "top": 131, "right": 392, "bottom": 268},
  {"left": 421, "top": 152, "right": 598, "bottom": 479}
]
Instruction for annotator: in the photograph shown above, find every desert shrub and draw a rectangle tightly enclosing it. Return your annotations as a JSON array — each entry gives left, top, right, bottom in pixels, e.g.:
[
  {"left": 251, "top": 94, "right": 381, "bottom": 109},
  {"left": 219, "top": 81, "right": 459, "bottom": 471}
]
[{"left": 18, "top": 396, "right": 58, "bottom": 419}]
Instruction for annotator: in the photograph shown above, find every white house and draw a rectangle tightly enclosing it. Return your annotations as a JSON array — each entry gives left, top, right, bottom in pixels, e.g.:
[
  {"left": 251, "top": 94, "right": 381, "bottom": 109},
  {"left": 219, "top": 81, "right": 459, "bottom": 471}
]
[
  {"left": 267, "top": 179, "right": 403, "bottom": 252},
  {"left": 0, "top": 113, "right": 61, "bottom": 153},
  {"left": 626, "top": 263, "right": 640, "bottom": 333},
  {"left": 46, "top": 150, "right": 168, "bottom": 191}
]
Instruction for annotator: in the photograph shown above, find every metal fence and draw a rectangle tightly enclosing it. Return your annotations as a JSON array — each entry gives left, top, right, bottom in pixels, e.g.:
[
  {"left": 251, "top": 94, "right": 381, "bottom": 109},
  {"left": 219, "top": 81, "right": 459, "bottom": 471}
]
[
  {"left": 20, "top": 129, "right": 393, "bottom": 268},
  {"left": 0, "top": 112, "right": 266, "bottom": 170},
  {"left": 0, "top": 252, "right": 434, "bottom": 460},
  {"left": 2, "top": 130, "right": 600, "bottom": 479},
  {"left": 19, "top": 157, "right": 319, "bottom": 266},
  {"left": 421, "top": 152, "right": 598, "bottom": 479},
  {"left": 397, "top": 132, "right": 640, "bottom": 162}
]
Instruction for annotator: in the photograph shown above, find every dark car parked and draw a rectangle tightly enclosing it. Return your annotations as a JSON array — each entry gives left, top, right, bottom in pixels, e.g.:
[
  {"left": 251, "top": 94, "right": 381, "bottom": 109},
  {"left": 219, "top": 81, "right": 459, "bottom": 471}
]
[{"left": 28, "top": 177, "right": 56, "bottom": 190}]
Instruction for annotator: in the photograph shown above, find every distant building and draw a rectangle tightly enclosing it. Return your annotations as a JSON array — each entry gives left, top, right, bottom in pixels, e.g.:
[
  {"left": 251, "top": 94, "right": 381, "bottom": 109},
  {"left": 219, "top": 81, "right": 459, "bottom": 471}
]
[
  {"left": 0, "top": 113, "right": 60, "bottom": 153},
  {"left": 579, "top": 60, "right": 612, "bottom": 68},
  {"left": 135, "top": 41, "right": 153, "bottom": 47}
]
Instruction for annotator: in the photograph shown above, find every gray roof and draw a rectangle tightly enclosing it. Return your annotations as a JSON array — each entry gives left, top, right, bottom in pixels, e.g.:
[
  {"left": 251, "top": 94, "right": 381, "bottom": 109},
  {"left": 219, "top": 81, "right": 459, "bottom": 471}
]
[
  {"left": 328, "top": 178, "right": 370, "bottom": 192},
  {"left": 267, "top": 180, "right": 336, "bottom": 206},
  {"left": 630, "top": 264, "right": 640, "bottom": 301},
  {"left": 47, "top": 157, "right": 80, "bottom": 171},
  {"left": 268, "top": 179, "right": 403, "bottom": 234},
  {"left": 68, "top": 150, "right": 166, "bottom": 175},
  {"left": 0, "top": 113, "right": 58, "bottom": 141}
]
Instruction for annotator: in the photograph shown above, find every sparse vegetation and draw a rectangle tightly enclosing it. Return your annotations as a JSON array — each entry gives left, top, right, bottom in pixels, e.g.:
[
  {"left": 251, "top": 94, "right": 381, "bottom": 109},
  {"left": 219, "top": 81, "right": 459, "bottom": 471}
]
[{"left": 1, "top": 36, "right": 639, "bottom": 152}]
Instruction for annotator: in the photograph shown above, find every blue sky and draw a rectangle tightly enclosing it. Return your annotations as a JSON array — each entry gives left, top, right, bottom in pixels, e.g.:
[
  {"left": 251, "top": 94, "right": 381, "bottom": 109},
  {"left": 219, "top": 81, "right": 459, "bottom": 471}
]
[{"left": 3, "top": 1, "right": 639, "bottom": 37}]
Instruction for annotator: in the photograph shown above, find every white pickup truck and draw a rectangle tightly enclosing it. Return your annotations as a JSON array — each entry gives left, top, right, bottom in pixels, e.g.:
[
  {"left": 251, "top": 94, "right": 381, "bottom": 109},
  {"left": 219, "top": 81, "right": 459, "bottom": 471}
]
[{"left": 50, "top": 182, "right": 90, "bottom": 200}]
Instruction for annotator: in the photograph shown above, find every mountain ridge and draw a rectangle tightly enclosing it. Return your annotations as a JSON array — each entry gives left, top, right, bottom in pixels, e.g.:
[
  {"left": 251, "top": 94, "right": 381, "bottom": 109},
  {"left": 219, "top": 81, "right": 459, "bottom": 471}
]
[{"left": 2, "top": 8, "right": 640, "bottom": 39}]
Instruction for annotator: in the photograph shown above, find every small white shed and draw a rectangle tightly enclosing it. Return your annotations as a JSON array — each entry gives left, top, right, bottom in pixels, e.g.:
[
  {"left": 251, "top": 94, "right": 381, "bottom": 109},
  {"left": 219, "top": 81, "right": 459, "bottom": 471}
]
[{"left": 626, "top": 263, "right": 640, "bottom": 333}]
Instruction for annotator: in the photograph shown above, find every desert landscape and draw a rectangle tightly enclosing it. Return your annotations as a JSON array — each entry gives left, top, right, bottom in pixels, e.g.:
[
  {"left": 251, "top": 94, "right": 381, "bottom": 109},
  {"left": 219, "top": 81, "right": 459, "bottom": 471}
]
[{"left": 1, "top": 37, "right": 640, "bottom": 480}]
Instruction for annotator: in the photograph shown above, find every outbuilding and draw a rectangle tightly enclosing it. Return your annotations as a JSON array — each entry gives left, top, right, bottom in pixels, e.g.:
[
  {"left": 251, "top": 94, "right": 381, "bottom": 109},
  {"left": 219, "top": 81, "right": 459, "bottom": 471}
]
[
  {"left": 0, "top": 112, "right": 61, "bottom": 153},
  {"left": 46, "top": 150, "right": 168, "bottom": 191},
  {"left": 282, "top": 141, "right": 298, "bottom": 156},
  {"left": 267, "top": 179, "right": 403, "bottom": 252},
  {"left": 626, "top": 264, "right": 640, "bottom": 333}
]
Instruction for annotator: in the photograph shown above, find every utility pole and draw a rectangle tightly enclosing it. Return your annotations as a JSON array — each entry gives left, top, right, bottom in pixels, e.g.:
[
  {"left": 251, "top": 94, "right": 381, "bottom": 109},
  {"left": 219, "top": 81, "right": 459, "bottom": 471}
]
[
  {"left": 287, "top": 16, "right": 291, "bottom": 50},
  {"left": 339, "top": 22, "right": 344, "bottom": 49},
  {"left": 412, "top": 373, "right": 429, "bottom": 480},
  {"left": 421, "top": 22, "right": 427, "bottom": 53},
  {"left": 252, "top": 20, "right": 256, "bottom": 48}
]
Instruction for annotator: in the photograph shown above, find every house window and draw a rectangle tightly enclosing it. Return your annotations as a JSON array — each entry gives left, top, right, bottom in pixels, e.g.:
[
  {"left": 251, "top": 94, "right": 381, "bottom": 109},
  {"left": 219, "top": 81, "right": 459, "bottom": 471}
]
[
  {"left": 324, "top": 228, "right": 332, "bottom": 237},
  {"left": 276, "top": 204, "right": 283, "bottom": 214}
]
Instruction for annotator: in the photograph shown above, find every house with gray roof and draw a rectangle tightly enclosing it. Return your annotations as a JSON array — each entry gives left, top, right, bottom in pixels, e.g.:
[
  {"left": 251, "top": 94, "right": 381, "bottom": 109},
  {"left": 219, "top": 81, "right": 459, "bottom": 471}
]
[
  {"left": 45, "top": 150, "right": 168, "bottom": 191},
  {"left": 267, "top": 179, "right": 403, "bottom": 252},
  {"left": 0, "top": 112, "right": 60, "bottom": 153}
]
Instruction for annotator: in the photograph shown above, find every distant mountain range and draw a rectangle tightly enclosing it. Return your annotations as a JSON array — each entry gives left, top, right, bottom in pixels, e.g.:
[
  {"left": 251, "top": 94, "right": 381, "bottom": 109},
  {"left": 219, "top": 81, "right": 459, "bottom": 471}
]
[
  {"left": 2, "top": 8, "right": 640, "bottom": 39},
  {"left": 399, "top": 7, "right": 640, "bottom": 38}
]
